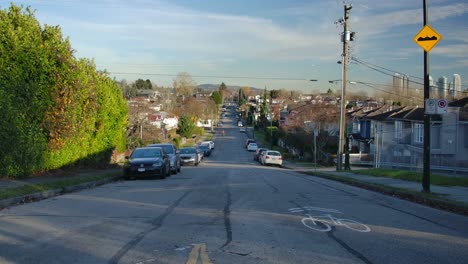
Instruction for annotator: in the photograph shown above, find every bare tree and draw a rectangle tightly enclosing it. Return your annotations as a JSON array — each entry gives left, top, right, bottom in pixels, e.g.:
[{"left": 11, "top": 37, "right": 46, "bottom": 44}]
[{"left": 173, "top": 72, "right": 196, "bottom": 101}]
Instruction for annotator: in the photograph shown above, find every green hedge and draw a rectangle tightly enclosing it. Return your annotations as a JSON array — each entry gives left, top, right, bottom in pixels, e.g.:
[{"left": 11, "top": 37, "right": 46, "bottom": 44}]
[{"left": 0, "top": 4, "right": 127, "bottom": 177}]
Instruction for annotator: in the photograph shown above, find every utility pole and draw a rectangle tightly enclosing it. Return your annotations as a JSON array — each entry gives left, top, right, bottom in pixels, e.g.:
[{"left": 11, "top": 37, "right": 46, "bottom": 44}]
[
  {"left": 337, "top": 3, "right": 353, "bottom": 171},
  {"left": 422, "top": 0, "right": 431, "bottom": 193},
  {"left": 413, "top": 0, "right": 442, "bottom": 193}
]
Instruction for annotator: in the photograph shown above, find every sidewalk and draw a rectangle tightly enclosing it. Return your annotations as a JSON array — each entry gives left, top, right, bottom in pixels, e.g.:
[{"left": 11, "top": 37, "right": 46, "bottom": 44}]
[
  {"left": 0, "top": 167, "right": 122, "bottom": 210},
  {"left": 282, "top": 160, "right": 468, "bottom": 216}
]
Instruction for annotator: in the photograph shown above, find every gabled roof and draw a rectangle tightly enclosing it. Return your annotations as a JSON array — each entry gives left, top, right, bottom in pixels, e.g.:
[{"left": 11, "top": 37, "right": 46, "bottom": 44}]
[
  {"left": 366, "top": 106, "right": 404, "bottom": 121},
  {"left": 389, "top": 106, "right": 442, "bottom": 122},
  {"left": 388, "top": 106, "right": 415, "bottom": 120},
  {"left": 449, "top": 96, "right": 468, "bottom": 107}
]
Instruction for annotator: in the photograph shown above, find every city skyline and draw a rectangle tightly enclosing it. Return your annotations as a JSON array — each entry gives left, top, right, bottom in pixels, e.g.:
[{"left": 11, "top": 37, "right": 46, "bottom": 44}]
[{"left": 4, "top": 0, "right": 468, "bottom": 93}]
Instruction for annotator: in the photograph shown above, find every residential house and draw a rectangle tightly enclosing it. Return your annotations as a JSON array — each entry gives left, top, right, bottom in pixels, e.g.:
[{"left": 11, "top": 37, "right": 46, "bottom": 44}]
[{"left": 349, "top": 97, "right": 468, "bottom": 173}]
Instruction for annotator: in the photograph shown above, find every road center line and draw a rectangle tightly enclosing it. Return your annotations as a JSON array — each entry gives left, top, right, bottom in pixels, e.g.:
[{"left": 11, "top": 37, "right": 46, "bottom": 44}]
[{"left": 186, "top": 243, "right": 213, "bottom": 264}]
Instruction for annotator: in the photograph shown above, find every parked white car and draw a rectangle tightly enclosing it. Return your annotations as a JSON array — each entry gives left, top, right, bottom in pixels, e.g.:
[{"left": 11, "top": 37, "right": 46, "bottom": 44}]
[
  {"left": 247, "top": 142, "right": 258, "bottom": 152},
  {"left": 201, "top": 140, "right": 215, "bottom": 150},
  {"left": 261, "top": 150, "right": 282, "bottom": 167}
]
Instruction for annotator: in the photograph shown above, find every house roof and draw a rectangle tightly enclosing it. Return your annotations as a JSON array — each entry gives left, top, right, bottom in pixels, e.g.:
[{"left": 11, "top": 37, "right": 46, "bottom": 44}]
[
  {"left": 366, "top": 106, "right": 405, "bottom": 121},
  {"left": 389, "top": 106, "right": 442, "bottom": 122},
  {"left": 449, "top": 96, "right": 468, "bottom": 107}
]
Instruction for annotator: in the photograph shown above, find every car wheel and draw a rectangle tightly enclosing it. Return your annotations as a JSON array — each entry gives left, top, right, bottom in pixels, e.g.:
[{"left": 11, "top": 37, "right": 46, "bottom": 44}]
[
  {"left": 177, "top": 162, "right": 181, "bottom": 172},
  {"left": 160, "top": 168, "right": 167, "bottom": 179}
]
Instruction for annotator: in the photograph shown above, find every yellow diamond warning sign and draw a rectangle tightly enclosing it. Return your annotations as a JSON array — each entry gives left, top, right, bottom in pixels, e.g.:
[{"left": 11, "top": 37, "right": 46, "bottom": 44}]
[{"left": 413, "top": 24, "right": 442, "bottom": 52}]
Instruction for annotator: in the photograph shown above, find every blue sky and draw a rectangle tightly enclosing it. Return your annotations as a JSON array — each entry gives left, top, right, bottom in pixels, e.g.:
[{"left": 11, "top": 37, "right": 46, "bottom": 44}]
[{"left": 4, "top": 0, "right": 468, "bottom": 93}]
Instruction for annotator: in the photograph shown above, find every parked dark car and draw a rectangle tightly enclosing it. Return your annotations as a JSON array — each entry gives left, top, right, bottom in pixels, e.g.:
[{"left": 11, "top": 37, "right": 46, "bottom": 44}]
[
  {"left": 123, "top": 147, "right": 171, "bottom": 180},
  {"left": 244, "top": 139, "right": 256, "bottom": 148},
  {"left": 148, "top": 143, "right": 181, "bottom": 174},
  {"left": 179, "top": 147, "right": 201, "bottom": 166},
  {"left": 197, "top": 143, "right": 212, "bottom": 157},
  {"left": 254, "top": 148, "right": 268, "bottom": 161}
]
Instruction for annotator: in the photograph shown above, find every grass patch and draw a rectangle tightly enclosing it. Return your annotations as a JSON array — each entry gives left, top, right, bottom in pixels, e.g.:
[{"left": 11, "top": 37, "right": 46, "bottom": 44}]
[
  {"left": 0, "top": 172, "right": 120, "bottom": 200},
  {"left": 352, "top": 168, "right": 468, "bottom": 187}
]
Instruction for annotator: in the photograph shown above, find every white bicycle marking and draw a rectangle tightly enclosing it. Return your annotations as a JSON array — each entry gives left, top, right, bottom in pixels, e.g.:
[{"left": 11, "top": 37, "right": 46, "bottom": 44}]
[{"left": 289, "top": 207, "right": 371, "bottom": 233}]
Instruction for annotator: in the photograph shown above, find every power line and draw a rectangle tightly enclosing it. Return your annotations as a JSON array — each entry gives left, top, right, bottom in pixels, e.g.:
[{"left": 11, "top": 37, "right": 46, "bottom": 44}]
[
  {"left": 351, "top": 56, "right": 468, "bottom": 91},
  {"left": 108, "top": 72, "right": 312, "bottom": 81}
]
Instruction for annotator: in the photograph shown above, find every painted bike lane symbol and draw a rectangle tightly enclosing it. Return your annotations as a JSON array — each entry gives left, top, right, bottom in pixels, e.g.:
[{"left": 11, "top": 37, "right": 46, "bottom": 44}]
[{"left": 288, "top": 207, "right": 371, "bottom": 233}]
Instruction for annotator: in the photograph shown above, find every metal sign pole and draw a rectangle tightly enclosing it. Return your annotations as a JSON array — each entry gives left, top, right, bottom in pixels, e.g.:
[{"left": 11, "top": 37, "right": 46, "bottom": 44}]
[{"left": 422, "top": 0, "right": 431, "bottom": 193}]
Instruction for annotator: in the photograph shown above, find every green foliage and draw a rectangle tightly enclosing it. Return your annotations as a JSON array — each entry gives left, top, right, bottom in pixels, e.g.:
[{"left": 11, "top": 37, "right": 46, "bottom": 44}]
[
  {"left": 0, "top": 4, "right": 128, "bottom": 177},
  {"left": 352, "top": 169, "right": 468, "bottom": 187},
  {"left": 193, "top": 127, "right": 205, "bottom": 136},
  {"left": 211, "top": 91, "right": 223, "bottom": 105},
  {"left": 270, "top": 90, "right": 280, "bottom": 99},
  {"left": 238, "top": 88, "right": 247, "bottom": 105},
  {"left": 177, "top": 114, "right": 196, "bottom": 138},
  {"left": 134, "top": 78, "right": 153, "bottom": 90},
  {"left": 172, "top": 137, "right": 181, "bottom": 149},
  {"left": 261, "top": 88, "right": 268, "bottom": 115}
]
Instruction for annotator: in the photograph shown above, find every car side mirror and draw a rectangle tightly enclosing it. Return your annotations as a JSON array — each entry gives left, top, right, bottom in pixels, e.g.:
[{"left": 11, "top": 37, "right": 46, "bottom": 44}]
[{"left": 176, "top": 150, "right": 180, "bottom": 154}]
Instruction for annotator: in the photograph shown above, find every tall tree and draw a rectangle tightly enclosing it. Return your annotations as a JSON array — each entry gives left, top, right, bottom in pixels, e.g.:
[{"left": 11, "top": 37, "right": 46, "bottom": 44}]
[
  {"left": 177, "top": 114, "right": 196, "bottom": 138},
  {"left": 211, "top": 91, "right": 223, "bottom": 105},
  {"left": 238, "top": 88, "right": 247, "bottom": 105},
  {"left": 270, "top": 89, "right": 280, "bottom": 99},
  {"left": 261, "top": 87, "right": 269, "bottom": 115},
  {"left": 219, "top": 82, "right": 227, "bottom": 100},
  {"left": 173, "top": 72, "right": 196, "bottom": 100}
]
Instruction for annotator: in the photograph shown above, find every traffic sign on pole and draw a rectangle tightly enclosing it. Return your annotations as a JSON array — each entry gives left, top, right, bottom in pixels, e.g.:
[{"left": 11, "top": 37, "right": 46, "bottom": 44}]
[
  {"left": 413, "top": 24, "right": 442, "bottom": 52},
  {"left": 425, "top": 98, "right": 436, "bottom": 114},
  {"left": 436, "top": 99, "right": 448, "bottom": 114}
]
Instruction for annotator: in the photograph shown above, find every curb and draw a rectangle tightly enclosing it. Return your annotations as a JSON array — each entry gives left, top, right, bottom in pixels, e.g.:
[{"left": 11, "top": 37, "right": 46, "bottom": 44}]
[
  {"left": 0, "top": 175, "right": 123, "bottom": 210},
  {"left": 284, "top": 166, "right": 468, "bottom": 216}
]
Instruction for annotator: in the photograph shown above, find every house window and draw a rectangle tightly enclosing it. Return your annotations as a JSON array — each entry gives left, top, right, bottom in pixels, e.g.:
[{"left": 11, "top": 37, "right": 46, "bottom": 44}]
[
  {"left": 414, "top": 123, "right": 424, "bottom": 143},
  {"left": 353, "top": 121, "right": 360, "bottom": 134},
  {"left": 395, "top": 121, "right": 403, "bottom": 139}
]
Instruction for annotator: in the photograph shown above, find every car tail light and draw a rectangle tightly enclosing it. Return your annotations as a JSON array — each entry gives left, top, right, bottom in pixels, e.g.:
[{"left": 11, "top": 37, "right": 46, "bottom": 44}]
[
  {"left": 279, "top": 156, "right": 282, "bottom": 160},
  {"left": 265, "top": 155, "right": 270, "bottom": 159}
]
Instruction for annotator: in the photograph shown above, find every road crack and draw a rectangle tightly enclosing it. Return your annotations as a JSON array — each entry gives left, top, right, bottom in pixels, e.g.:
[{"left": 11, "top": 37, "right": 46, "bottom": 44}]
[
  {"left": 108, "top": 190, "right": 191, "bottom": 264},
  {"left": 220, "top": 184, "right": 232, "bottom": 249},
  {"left": 327, "top": 227, "right": 373, "bottom": 264}
]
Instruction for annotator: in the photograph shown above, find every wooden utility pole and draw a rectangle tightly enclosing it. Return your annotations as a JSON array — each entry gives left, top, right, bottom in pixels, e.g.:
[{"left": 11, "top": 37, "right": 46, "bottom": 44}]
[{"left": 337, "top": 4, "right": 353, "bottom": 171}]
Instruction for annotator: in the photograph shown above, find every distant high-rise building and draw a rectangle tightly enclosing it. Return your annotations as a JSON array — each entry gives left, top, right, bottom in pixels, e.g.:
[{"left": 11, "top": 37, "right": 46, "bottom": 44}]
[
  {"left": 393, "top": 73, "right": 411, "bottom": 94},
  {"left": 437, "top": 76, "right": 448, "bottom": 98},
  {"left": 428, "top": 75, "right": 435, "bottom": 96},
  {"left": 453, "top": 74, "right": 461, "bottom": 98},
  {"left": 393, "top": 73, "right": 403, "bottom": 92},
  {"left": 402, "top": 74, "right": 409, "bottom": 95}
]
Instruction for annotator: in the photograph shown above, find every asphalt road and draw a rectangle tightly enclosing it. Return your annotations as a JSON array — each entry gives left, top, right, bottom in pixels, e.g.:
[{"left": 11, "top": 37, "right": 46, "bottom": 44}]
[{"left": 1, "top": 107, "right": 468, "bottom": 264}]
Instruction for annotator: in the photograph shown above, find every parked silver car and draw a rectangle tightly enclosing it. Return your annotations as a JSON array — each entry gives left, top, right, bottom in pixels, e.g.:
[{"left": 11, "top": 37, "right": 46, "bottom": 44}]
[
  {"left": 148, "top": 143, "right": 181, "bottom": 174},
  {"left": 179, "top": 147, "right": 201, "bottom": 166}
]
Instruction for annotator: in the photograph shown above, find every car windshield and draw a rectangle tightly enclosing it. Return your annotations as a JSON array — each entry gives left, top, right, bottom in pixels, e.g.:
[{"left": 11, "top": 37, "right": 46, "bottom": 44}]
[
  {"left": 180, "top": 148, "right": 196, "bottom": 154},
  {"left": 131, "top": 148, "right": 161, "bottom": 158},
  {"left": 199, "top": 144, "right": 210, "bottom": 150},
  {"left": 149, "top": 144, "right": 174, "bottom": 154}
]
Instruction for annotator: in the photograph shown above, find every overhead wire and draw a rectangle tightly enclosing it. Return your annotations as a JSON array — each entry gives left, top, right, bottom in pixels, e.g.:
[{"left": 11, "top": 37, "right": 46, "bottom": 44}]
[{"left": 350, "top": 56, "right": 468, "bottom": 93}]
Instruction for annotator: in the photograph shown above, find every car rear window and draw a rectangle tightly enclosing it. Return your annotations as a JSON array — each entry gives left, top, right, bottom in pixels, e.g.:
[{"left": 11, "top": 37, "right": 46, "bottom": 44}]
[
  {"left": 131, "top": 148, "right": 161, "bottom": 158},
  {"left": 180, "top": 148, "right": 195, "bottom": 154},
  {"left": 267, "top": 151, "right": 280, "bottom": 156}
]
